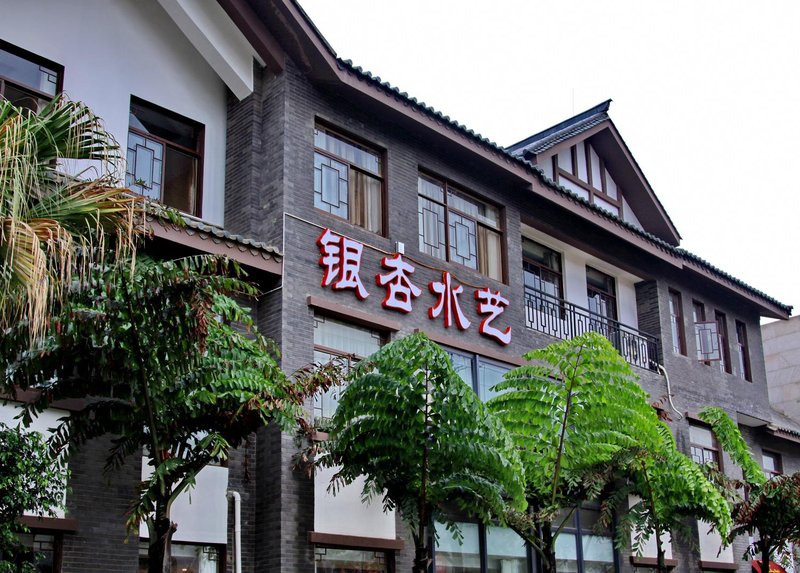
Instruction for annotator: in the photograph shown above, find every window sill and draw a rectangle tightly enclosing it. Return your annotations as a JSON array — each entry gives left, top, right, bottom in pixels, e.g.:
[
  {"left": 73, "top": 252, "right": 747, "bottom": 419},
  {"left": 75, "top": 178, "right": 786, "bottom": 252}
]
[
  {"left": 20, "top": 515, "right": 79, "bottom": 532},
  {"left": 698, "top": 560, "right": 738, "bottom": 571},
  {"left": 630, "top": 556, "right": 678, "bottom": 568},
  {"left": 308, "top": 531, "right": 404, "bottom": 551}
]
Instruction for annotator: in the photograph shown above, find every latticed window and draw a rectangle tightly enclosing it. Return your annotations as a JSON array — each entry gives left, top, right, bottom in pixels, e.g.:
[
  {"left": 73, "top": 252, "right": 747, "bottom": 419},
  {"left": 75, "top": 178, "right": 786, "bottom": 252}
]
[
  {"left": 314, "top": 546, "right": 387, "bottom": 573},
  {"left": 447, "top": 348, "right": 511, "bottom": 402},
  {"left": 312, "top": 315, "right": 384, "bottom": 422},
  {"left": 762, "top": 450, "right": 782, "bottom": 480},
  {"left": 126, "top": 97, "right": 203, "bottom": 215},
  {"left": 417, "top": 173, "right": 503, "bottom": 280},
  {"left": 586, "top": 266, "right": 617, "bottom": 321},
  {"left": 735, "top": 320, "right": 752, "bottom": 381},
  {"left": 0, "top": 41, "right": 61, "bottom": 112},
  {"left": 314, "top": 125, "right": 384, "bottom": 234},
  {"left": 689, "top": 423, "right": 720, "bottom": 468}
]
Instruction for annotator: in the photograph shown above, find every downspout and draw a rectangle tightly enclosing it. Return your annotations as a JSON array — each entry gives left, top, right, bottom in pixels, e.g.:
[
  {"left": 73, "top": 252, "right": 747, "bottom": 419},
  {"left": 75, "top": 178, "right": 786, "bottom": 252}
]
[
  {"left": 228, "top": 490, "right": 242, "bottom": 573},
  {"left": 656, "top": 364, "right": 684, "bottom": 420}
]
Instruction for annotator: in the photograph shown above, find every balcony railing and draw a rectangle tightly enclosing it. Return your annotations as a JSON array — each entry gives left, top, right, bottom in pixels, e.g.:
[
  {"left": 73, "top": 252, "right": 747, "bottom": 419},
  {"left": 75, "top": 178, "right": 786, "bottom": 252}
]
[{"left": 524, "top": 287, "right": 659, "bottom": 371}]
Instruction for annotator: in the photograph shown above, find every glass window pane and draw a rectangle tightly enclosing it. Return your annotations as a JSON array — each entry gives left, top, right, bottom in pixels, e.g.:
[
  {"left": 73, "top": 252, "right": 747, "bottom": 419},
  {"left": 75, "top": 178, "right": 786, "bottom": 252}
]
[
  {"left": 351, "top": 170, "right": 382, "bottom": 235},
  {"left": 478, "top": 226, "right": 502, "bottom": 281},
  {"left": 163, "top": 146, "right": 197, "bottom": 214},
  {"left": 314, "top": 129, "right": 381, "bottom": 176},
  {"left": 0, "top": 47, "right": 58, "bottom": 95},
  {"left": 486, "top": 526, "right": 528, "bottom": 573},
  {"left": 315, "top": 547, "right": 387, "bottom": 573},
  {"left": 581, "top": 535, "right": 615, "bottom": 572},
  {"left": 689, "top": 424, "right": 714, "bottom": 449},
  {"left": 419, "top": 174, "right": 444, "bottom": 202},
  {"left": 419, "top": 195, "right": 446, "bottom": 260},
  {"left": 130, "top": 103, "right": 199, "bottom": 149},
  {"left": 478, "top": 361, "right": 510, "bottom": 401},
  {"left": 555, "top": 532, "right": 579, "bottom": 573},
  {"left": 449, "top": 212, "right": 477, "bottom": 269},
  {"left": 449, "top": 352, "right": 475, "bottom": 391},
  {"left": 434, "top": 522, "right": 481, "bottom": 573}
]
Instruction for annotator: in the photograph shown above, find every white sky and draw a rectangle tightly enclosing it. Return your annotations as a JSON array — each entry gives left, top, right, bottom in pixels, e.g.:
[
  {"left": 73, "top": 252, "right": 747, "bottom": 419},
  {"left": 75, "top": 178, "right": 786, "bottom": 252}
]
[{"left": 298, "top": 0, "right": 800, "bottom": 317}]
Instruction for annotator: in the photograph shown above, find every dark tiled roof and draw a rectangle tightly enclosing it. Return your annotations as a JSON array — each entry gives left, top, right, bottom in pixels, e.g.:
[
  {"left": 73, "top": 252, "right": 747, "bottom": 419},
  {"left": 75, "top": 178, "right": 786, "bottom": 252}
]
[
  {"left": 769, "top": 408, "right": 800, "bottom": 438},
  {"left": 146, "top": 205, "right": 282, "bottom": 261},
  {"left": 321, "top": 55, "right": 790, "bottom": 316},
  {"left": 505, "top": 100, "right": 612, "bottom": 156}
]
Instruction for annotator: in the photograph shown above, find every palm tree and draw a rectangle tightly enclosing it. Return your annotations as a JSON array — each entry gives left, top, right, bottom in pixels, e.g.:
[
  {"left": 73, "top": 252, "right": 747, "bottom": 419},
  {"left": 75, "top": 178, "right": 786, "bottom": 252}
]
[{"left": 0, "top": 95, "right": 143, "bottom": 345}]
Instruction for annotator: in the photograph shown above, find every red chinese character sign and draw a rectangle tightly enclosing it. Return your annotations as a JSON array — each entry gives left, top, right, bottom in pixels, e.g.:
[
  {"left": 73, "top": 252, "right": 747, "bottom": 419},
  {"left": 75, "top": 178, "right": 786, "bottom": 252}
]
[
  {"left": 316, "top": 229, "right": 511, "bottom": 345},
  {"left": 376, "top": 254, "right": 421, "bottom": 313},
  {"left": 429, "top": 271, "right": 471, "bottom": 330},
  {"left": 475, "top": 288, "right": 511, "bottom": 345},
  {"left": 317, "top": 229, "right": 369, "bottom": 299}
]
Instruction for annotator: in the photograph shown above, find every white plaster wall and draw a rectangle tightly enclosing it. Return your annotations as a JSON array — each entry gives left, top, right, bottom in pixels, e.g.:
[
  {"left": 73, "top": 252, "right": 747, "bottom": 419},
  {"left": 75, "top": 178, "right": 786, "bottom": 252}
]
[
  {"left": 628, "top": 496, "right": 672, "bottom": 560},
  {"left": 0, "top": 0, "right": 229, "bottom": 225},
  {"left": 622, "top": 196, "right": 644, "bottom": 230},
  {"left": 0, "top": 403, "right": 69, "bottom": 518},
  {"left": 522, "top": 225, "right": 642, "bottom": 330},
  {"left": 314, "top": 465, "right": 397, "bottom": 540},
  {"left": 139, "top": 458, "right": 229, "bottom": 544},
  {"left": 763, "top": 315, "right": 800, "bottom": 422}
]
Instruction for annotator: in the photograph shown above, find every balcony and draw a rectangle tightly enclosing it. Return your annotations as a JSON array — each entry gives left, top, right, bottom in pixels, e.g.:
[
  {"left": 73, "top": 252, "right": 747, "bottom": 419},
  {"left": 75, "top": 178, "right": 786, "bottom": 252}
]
[{"left": 524, "top": 287, "right": 659, "bottom": 371}]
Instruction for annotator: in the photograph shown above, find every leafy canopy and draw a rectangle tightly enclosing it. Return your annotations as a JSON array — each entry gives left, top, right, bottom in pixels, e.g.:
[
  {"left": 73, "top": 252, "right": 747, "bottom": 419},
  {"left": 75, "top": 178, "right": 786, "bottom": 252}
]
[{"left": 321, "top": 332, "right": 526, "bottom": 541}]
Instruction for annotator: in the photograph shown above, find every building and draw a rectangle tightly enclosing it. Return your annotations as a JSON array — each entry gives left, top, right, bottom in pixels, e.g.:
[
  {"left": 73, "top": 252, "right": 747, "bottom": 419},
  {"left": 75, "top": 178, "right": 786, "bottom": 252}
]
[
  {"left": 764, "top": 316, "right": 800, "bottom": 424},
  {"left": 1, "top": 1, "right": 799, "bottom": 572}
]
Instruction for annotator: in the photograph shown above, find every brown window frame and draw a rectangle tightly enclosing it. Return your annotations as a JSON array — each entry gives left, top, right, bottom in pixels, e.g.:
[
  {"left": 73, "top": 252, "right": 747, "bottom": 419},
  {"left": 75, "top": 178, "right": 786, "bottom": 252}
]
[
  {"left": 735, "top": 320, "right": 752, "bottom": 382},
  {"left": 668, "top": 289, "right": 686, "bottom": 355},
  {"left": 313, "top": 123, "right": 386, "bottom": 235},
  {"left": 715, "top": 310, "right": 732, "bottom": 374},
  {"left": 552, "top": 141, "right": 622, "bottom": 215},
  {"left": 586, "top": 266, "right": 617, "bottom": 321},
  {"left": 689, "top": 422, "right": 722, "bottom": 469},
  {"left": 126, "top": 96, "right": 205, "bottom": 217},
  {"left": 762, "top": 450, "right": 782, "bottom": 480},
  {"left": 417, "top": 172, "right": 505, "bottom": 282},
  {"left": 0, "top": 39, "right": 63, "bottom": 113}
]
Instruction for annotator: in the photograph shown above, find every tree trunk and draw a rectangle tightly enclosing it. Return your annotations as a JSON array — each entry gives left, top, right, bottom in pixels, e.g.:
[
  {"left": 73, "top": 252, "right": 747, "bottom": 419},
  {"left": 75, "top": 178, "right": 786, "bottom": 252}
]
[
  {"left": 654, "top": 523, "right": 666, "bottom": 573},
  {"left": 761, "top": 537, "right": 771, "bottom": 573},
  {"left": 411, "top": 528, "right": 429, "bottom": 573},
  {"left": 540, "top": 521, "right": 557, "bottom": 573},
  {"left": 148, "top": 498, "right": 177, "bottom": 573}
]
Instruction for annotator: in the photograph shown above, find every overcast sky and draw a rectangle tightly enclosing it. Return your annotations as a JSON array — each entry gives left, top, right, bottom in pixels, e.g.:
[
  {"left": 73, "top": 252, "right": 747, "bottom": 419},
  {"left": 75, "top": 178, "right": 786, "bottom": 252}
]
[{"left": 298, "top": 0, "right": 800, "bottom": 318}]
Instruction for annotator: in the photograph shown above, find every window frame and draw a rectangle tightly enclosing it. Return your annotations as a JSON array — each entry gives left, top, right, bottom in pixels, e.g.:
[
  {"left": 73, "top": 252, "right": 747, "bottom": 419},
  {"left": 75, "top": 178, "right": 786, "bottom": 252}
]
[
  {"left": 668, "top": 289, "right": 686, "bottom": 355},
  {"left": 553, "top": 505, "right": 620, "bottom": 573},
  {"left": 137, "top": 540, "right": 225, "bottom": 573},
  {"left": 126, "top": 96, "right": 205, "bottom": 217},
  {"left": 0, "top": 39, "right": 63, "bottom": 112},
  {"left": 431, "top": 519, "right": 534, "bottom": 573},
  {"left": 551, "top": 141, "right": 623, "bottom": 216},
  {"left": 522, "top": 237, "right": 564, "bottom": 300},
  {"left": 445, "top": 347, "right": 513, "bottom": 402},
  {"left": 313, "top": 123, "right": 386, "bottom": 235},
  {"left": 312, "top": 314, "right": 387, "bottom": 423},
  {"left": 586, "top": 266, "right": 618, "bottom": 321},
  {"left": 689, "top": 422, "right": 722, "bottom": 469},
  {"left": 714, "top": 310, "right": 731, "bottom": 374},
  {"left": 417, "top": 171, "right": 505, "bottom": 282},
  {"left": 762, "top": 450, "right": 782, "bottom": 480},
  {"left": 735, "top": 320, "right": 752, "bottom": 382}
]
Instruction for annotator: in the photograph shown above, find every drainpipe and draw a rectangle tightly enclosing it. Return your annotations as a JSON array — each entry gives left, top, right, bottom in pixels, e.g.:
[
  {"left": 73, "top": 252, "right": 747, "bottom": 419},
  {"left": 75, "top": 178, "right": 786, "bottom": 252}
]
[
  {"left": 227, "top": 490, "right": 242, "bottom": 573},
  {"left": 656, "top": 364, "right": 684, "bottom": 420}
]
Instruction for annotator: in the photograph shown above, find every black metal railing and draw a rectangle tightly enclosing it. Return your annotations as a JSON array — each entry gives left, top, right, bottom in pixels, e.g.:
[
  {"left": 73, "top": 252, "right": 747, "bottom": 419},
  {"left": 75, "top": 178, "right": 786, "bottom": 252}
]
[{"left": 524, "top": 287, "right": 659, "bottom": 371}]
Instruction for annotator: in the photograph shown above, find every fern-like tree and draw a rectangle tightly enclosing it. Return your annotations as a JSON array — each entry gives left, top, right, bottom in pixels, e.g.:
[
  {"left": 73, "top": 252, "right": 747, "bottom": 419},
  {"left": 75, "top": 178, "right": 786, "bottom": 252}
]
[
  {"left": 0, "top": 96, "right": 141, "bottom": 346},
  {"left": 5, "top": 255, "right": 329, "bottom": 573},
  {"left": 700, "top": 407, "right": 800, "bottom": 571},
  {"left": 488, "top": 332, "right": 692, "bottom": 573},
  {"left": 0, "top": 424, "right": 65, "bottom": 572},
  {"left": 317, "top": 333, "right": 527, "bottom": 573},
  {"left": 603, "top": 423, "right": 731, "bottom": 573}
]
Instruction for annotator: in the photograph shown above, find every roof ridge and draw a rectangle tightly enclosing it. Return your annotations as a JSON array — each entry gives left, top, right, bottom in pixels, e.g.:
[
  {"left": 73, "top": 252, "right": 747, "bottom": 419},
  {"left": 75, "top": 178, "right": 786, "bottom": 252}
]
[{"left": 505, "top": 99, "right": 612, "bottom": 154}]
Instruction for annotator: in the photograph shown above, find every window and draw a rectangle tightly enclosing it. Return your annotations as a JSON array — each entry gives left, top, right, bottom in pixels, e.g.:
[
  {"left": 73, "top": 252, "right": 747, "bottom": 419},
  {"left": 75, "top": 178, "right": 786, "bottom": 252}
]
[
  {"left": 0, "top": 41, "right": 61, "bottom": 113},
  {"left": 523, "top": 238, "right": 563, "bottom": 316},
  {"left": 433, "top": 521, "right": 529, "bottom": 573},
  {"left": 668, "top": 290, "right": 686, "bottom": 355},
  {"left": 446, "top": 349, "right": 512, "bottom": 402},
  {"left": 714, "top": 311, "right": 731, "bottom": 374},
  {"left": 312, "top": 315, "right": 384, "bottom": 422},
  {"left": 126, "top": 97, "right": 203, "bottom": 215},
  {"left": 418, "top": 173, "right": 503, "bottom": 281},
  {"left": 314, "top": 125, "right": 384, "bottom": 234},
  {"left": 762, "top": 450, "right": 782, "bottom": 480},
  {"left": 552, "top": 140, "right": 622, "bottom": 218},
  {"left": 735, "top": 320, "right": 752, "bottom": 381},
  {"left": 555, "top": 507, "right": 617, "bottom": 573},
  {"left": 138, "top": 542, "right": 221, "bottom": 573},
  {"left": 586, "top": 267, "right": 617, "bottom": 321},
  {"left": 692, "top": 301, "right": 720, "bottom": 363},
  {"left": 315, "top": 546, "right": 388, "bottom": 573},
  {"left": 689, "top": 423, "right": 721, "bottom": 468},
  {"left": 8, "top": 533, "right": 60, "bottom": 573}
]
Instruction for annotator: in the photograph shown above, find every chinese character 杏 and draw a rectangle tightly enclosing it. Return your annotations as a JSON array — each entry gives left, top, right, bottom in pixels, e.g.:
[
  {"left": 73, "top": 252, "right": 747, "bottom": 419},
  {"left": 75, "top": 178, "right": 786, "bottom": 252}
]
[{"left": 376, "top": 254, "right": 421, "bottom": 313}]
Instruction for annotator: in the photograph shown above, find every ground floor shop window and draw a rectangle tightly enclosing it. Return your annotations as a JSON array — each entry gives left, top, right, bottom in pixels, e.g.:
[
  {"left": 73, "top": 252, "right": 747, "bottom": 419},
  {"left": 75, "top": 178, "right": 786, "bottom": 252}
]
[
  {"left": 314, "top": 546, "right": 388, "bottom": 573},
  {"left": 13, "top": 533, "right": 58, "bottom": 573},
  {"left": 446, "top": 349, "right": 512, "bottom": 402},
  {"left": 137, "top": 542, "right": 221, "bottom": 573},
  {"left": 433, "top": 521, "right": 529, "bottom": 573},
  {"left": 555, "top": 508, "right": 616, "bottom": 573}
]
